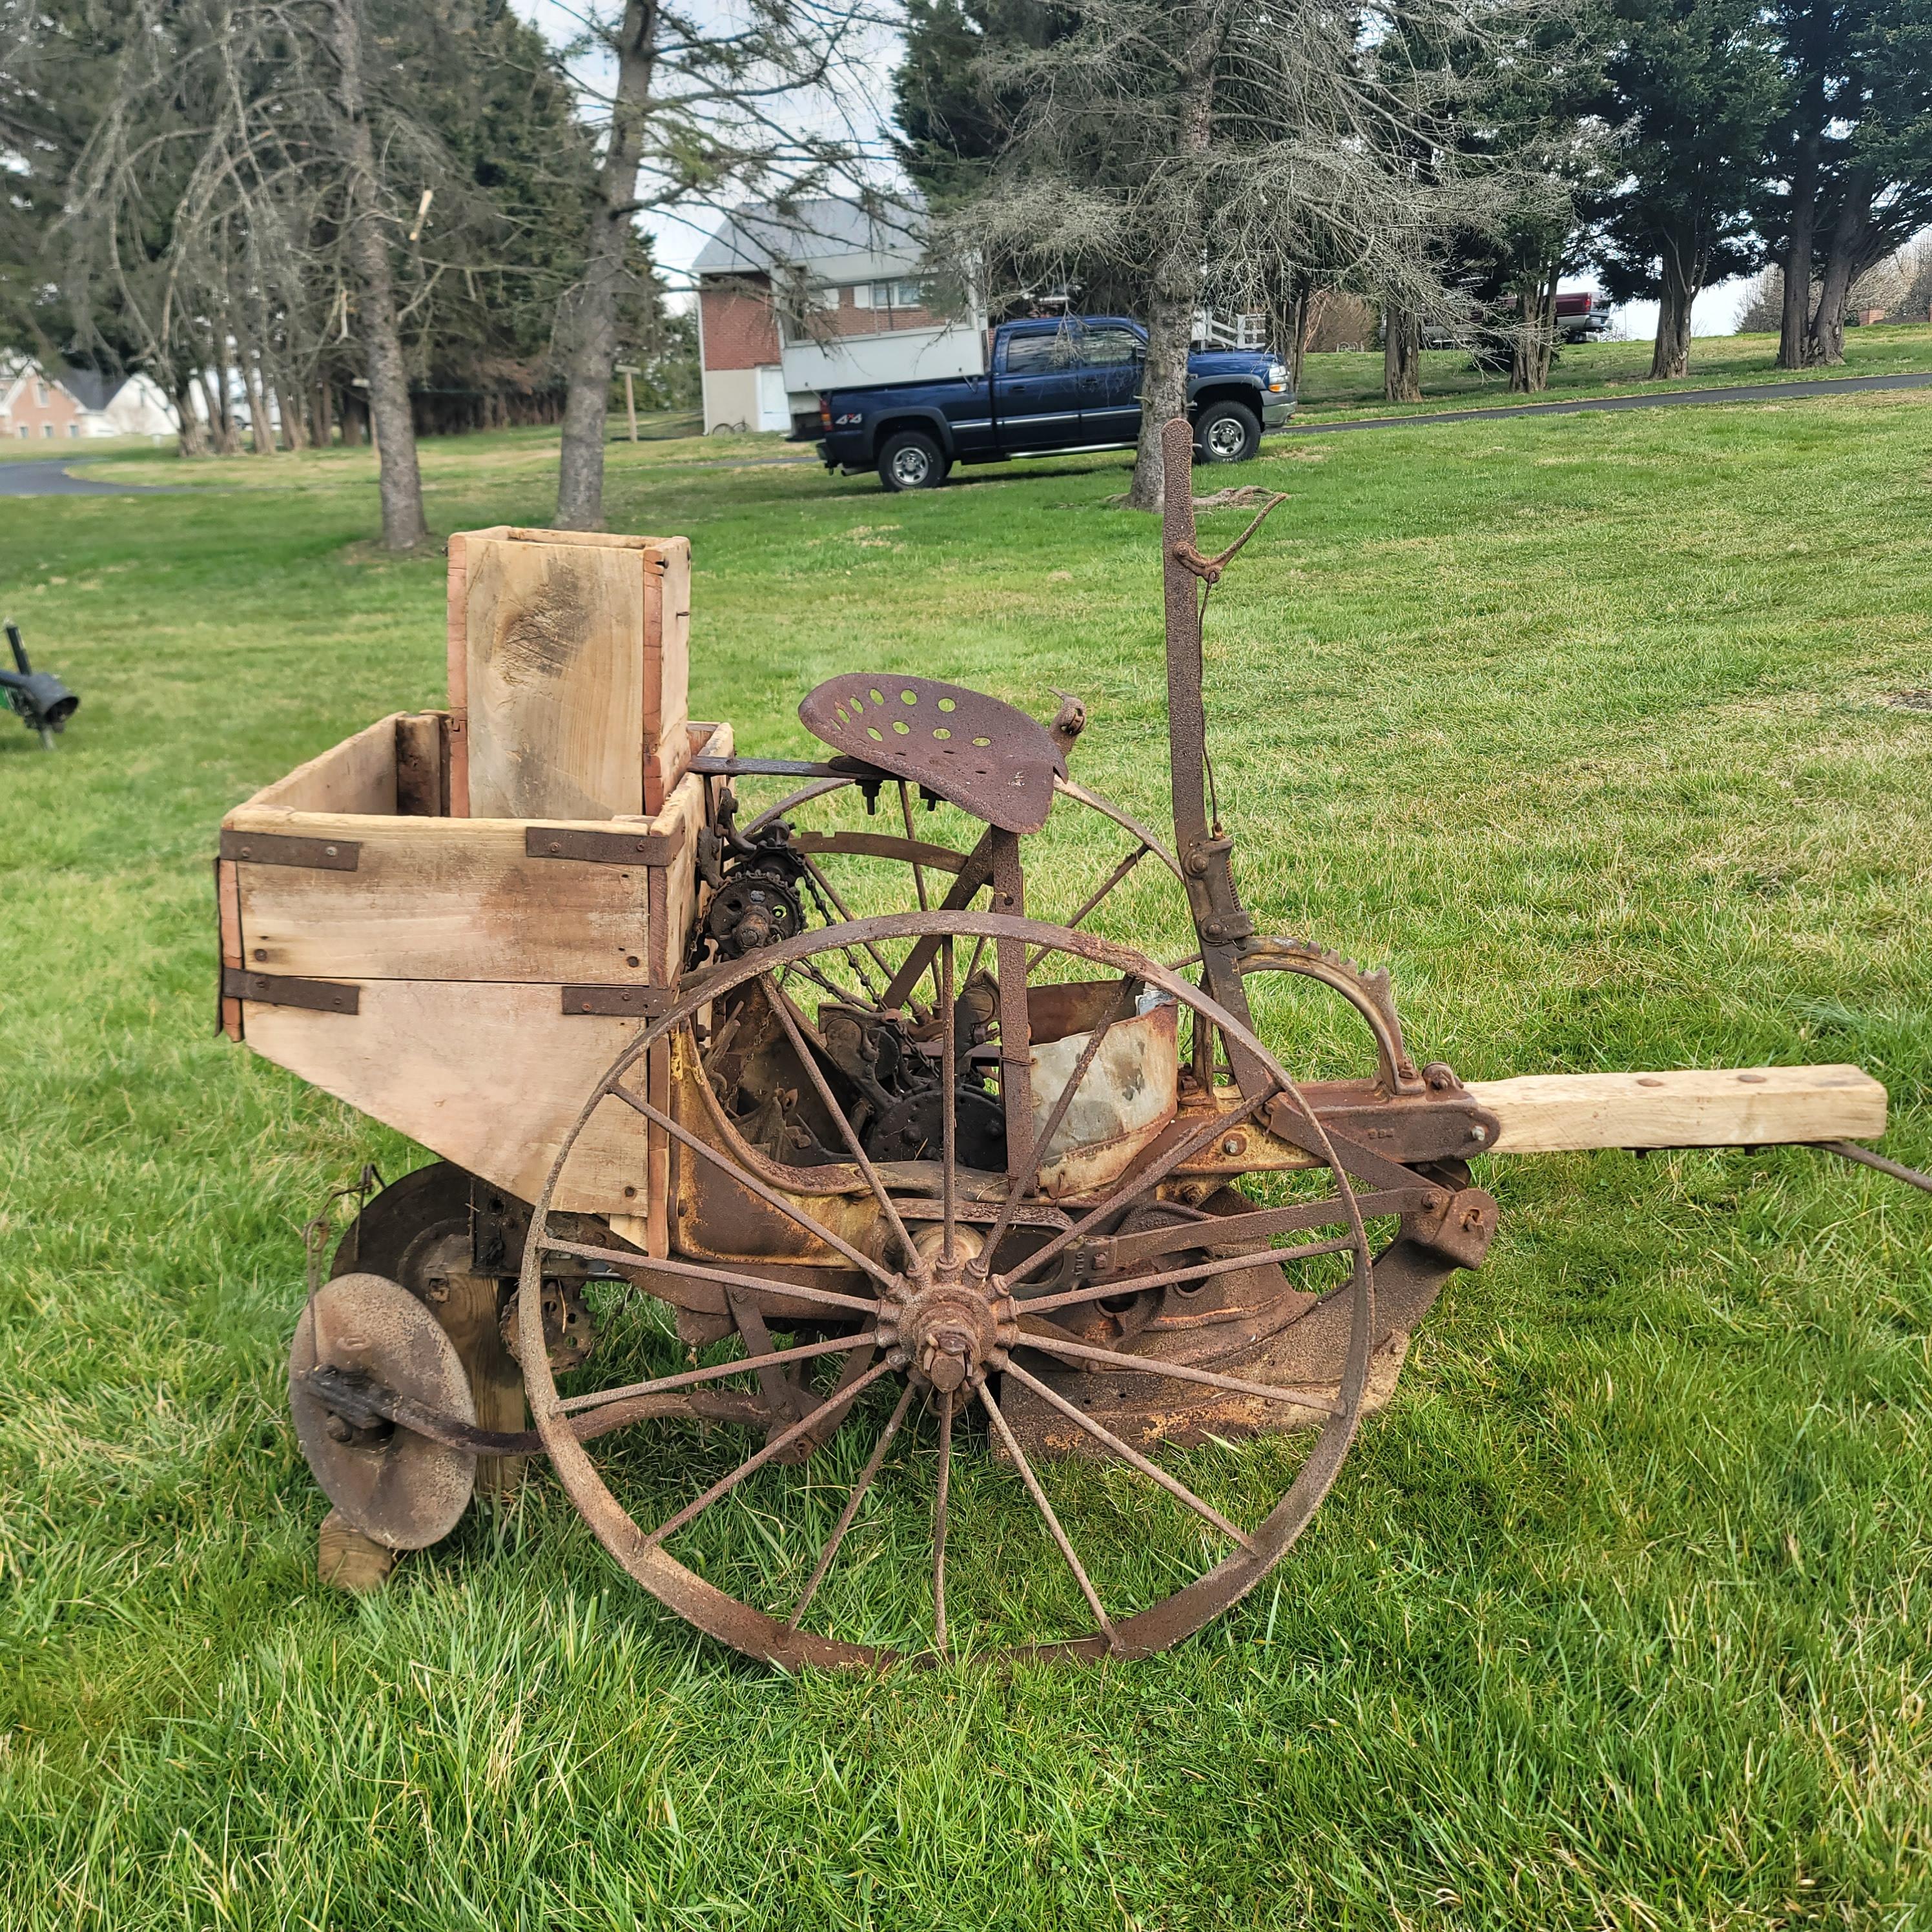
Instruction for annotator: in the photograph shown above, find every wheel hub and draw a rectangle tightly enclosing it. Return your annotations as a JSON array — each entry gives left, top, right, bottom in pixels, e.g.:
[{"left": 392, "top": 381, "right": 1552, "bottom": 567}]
[{"left": 877, "top": 1255, "right": 1018, "bottom": 1393}]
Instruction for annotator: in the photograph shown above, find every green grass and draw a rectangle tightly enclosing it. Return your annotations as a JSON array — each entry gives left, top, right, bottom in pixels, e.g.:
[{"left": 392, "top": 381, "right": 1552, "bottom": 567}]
[
  {"left": 3, "top": 391, "right": 1931, "bottom": 1928},
  {"left": 1292, "top": 322, "right": 1932, "bottom": 417}
]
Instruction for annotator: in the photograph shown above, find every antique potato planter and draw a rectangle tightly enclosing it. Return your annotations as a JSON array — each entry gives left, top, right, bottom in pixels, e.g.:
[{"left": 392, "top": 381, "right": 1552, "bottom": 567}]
[{"left": 220, "top": 421, "right": 1925, "bottom": 1663}]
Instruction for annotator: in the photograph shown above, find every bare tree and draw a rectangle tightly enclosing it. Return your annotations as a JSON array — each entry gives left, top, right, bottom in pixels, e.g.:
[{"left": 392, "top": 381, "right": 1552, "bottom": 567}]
[
  {"left": 947, "top": 0, "right": 1541, "bottom": 509},
  {"left": 551, "top": 0, "right": 884, "bottom": 530}
]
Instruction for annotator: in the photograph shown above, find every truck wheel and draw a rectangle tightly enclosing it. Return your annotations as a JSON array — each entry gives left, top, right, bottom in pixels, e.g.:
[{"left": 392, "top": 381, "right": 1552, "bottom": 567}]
[
  {"left": 878, "top": 431, "right": 949, "bottom": 491},
  {"left": 1194, "top": 400, "right": 1261, "bottom": 464}
]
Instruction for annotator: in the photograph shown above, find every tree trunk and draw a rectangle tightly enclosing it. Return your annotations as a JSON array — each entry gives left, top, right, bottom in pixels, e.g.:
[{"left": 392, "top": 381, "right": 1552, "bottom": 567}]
[
  {"left": 1509, "top": 268, "right": 1559, "bottom": 394},
  {"left": 1805, "top": 172, "right": 1871, "bottom": 368},
  {"left": 1125, "top": 1, "right": 1233, "bottom": 513},
  {"left": 1777, "top": 116, "right": 1821, "bottom": 369},
  {"left": 330, "top": 0, "right": 427, "bottom": 548},
  {"left": 1382, "top": 307, "right": 1422, "bottom": 402},
  {"left": 555, "top": 0, "right": 660, "bottom": 529},
  {"left": 311, "top": 382, "right": 333, "bottom": 449},
  {"left": 277, "top": 381, "right": 309, "bottom": 451},
  {"left": 172, "top": 369, "right": 209, "bottom": 457},
  {"left": 1649, "top": 245, "right": 1696, "bottom": 379},
  {"left": 189, "top": 369, "right": 223, "bottom": 455}
]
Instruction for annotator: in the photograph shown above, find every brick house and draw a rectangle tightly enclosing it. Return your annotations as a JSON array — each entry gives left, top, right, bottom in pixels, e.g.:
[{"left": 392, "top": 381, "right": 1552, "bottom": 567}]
[
  {"left": 692, "top": 198, "right": 987, "bottom": 433},
  {"left": 0, "top": 356, "right": 179, "bottom": 442}
]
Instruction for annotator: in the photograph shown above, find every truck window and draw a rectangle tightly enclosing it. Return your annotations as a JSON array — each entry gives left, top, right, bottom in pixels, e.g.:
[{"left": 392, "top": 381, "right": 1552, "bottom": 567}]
[
  {"left": 1081, "top": 327, "right": 1142, "bottom": 366},
  {"left": 1004, "top": 332, "right": 1072, "bottom": 375}
]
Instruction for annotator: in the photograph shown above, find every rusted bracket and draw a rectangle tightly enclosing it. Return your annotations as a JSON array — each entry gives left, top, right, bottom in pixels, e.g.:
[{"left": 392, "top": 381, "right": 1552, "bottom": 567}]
[
  {"left": 561, "top": 985, "right": 673, "bottom": 1017},
  {"left": 526, "top": 825, "right": 685, "bottom": 866},
  {"left": 221, "top": 967, "right": 360, "bottom": 1014},
  {"left": 219, "top": 828, "right": 360, "bottom": 871}
]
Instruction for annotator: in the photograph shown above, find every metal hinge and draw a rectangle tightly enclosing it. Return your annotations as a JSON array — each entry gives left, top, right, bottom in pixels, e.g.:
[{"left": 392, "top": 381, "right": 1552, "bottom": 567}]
[
  {"left": 561, "top": 985, "right": 671, "bottom": 1017},
  {"left": 220, "top": 829, "right": 361, "bottom": 871},
  {"left": 222, "top": 967, "right": 361, "bottom": 1014},
  {"left": 526, "top": 825, "right": 685, "bottom": 866}
]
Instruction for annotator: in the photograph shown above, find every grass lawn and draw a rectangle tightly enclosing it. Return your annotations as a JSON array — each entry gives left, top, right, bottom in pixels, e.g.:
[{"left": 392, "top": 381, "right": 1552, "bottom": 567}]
[
  {"left": 2, "top": 389, "right": 1929, "bottom": 1928},
  {"left": 1292, "top": 322, "right": 1932, "bottom": 417}
]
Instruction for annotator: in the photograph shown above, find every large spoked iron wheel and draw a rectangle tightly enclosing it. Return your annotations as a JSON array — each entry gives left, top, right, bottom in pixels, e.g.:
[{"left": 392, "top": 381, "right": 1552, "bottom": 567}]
[{"left": 520, "top": 912, "right": 1379, "bottom": 1667}]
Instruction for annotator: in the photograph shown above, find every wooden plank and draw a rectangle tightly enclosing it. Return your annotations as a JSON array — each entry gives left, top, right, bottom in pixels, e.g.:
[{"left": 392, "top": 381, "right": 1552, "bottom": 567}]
[
  {"left": 655, "top": 724, "right": 728, "bottom": 985},
  {"left": 248, "top": 714, "right": 399, "bottom": 815},
  {"left": 225, "top": 808, "right": 654, "bottom": 984},
  {"left": 445, "top": 529, "right": 504, "bottom": 818},
  {"left": 463, "top": 533, "right": 648, "bottom": 819},
  {"left": 642, "top": 538, "right": 691, "bottom": 813},
  {"left": 216, "top": 858, "right": 243, "bottom": 1041},
  {"left": 1468, "top": 1064, "right": 1887, "bottom": 1155},
  {"left": 394, "top": 713, "right": 444, "bottom": 816},
  {"left": 238, "top": 978, "right": 649, "bottom": 1212}
]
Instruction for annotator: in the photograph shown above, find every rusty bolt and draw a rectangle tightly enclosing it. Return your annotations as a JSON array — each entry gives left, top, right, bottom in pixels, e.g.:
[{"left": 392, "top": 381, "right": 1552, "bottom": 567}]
[
  {"left": 1423, "top": 1191, "right": 1444, "bottom": 1211},
  {"left": 324, "top": 1413, "right": 353, "bottom": 1444},
  {"left": 323, "top": 845, "right": 338, "bottom": 858},
  {"left": 1467, "top": 1126, "right": 1487, "bottom": 1144},
  {"left": 548, "top": 840, "right": 562, "bottom": 854},
  {"left": 1220, "top": 1135, "right": 1244, "bottom": 1157}
]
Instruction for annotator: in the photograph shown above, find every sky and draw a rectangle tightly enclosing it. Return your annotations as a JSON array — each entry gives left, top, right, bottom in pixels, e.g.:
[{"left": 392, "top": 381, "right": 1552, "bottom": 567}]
[{"left": 507, "top": 1, "right": 1762, "bottom": 344}]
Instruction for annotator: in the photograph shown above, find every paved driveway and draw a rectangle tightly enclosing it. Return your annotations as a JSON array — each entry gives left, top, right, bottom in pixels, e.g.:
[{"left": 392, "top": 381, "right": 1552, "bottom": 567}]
[{"left": 0, "top": 459, "right": 180, "bottom": 496}]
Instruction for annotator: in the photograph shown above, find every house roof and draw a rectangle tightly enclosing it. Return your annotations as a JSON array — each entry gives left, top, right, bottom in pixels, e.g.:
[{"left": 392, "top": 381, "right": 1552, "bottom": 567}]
[
  {"left": 693, "top": 196, "right": 927, "bottom": 285},
  {"left": 0, "top": 354, "right": 136, "bottom": 413}
]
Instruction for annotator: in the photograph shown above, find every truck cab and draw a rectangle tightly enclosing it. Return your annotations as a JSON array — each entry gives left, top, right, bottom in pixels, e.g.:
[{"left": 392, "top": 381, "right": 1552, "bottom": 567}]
[{"left": 801, "top": 316, "right": 1295, "bottom": 490}]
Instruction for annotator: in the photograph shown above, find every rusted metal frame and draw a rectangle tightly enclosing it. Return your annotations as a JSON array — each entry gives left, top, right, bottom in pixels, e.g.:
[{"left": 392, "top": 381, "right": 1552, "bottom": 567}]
[
  {"left": 1260, "top": 1097, "right": 1431, "bottom": 1195},
  {"left": 940, "top": 938, "right": 958, "bottom": 1260},
  {"left": 932, "top": 1388, "right": 954, "bottom": 1654},
  {"left": 562, "top": 985, "right": 671, "bottom": 1017},
  {"left": 728, "top": 1290, "right": 819, "bottom": 1423},
  {"left": 745, "top": 776, "right": 850, "bottom": 834},
  {"left": 300, "top": 1363, "right": 765, "bottom": 1454},
  {"left": 978, "top": 981, "right": 1136, "bottom": 1266},
  {"left": 990, "top": 831, "right": 1035, "bottom": 1184},
  {"left": 1026, "top": 844, "right": 1148, "bottom": 971},
  {"left": 1159, "top": 416, "right": 1268, "bottom": 1099},
  {"left": 898, "top": 781, "right": 931, "bottom": 910},
  {"left": 760, "top": 973, "right": 920, "bottom": 1268},
  {"left": 1053, "top": 776, "right": 1186, "bottom": 885},
  {"left": 791, "top": 828, "right": 967, "bottom": 876},
  {"left": 556, "top": 1330, "right": 879, "bottom": 1415},
  {"left": 1093, "top": 1186, "right": 1430, "bottom": 1271},
  {"left": 1000, "top": 1359, "right": 1255, "bottom": 1550},
  {"left": 642, "top": 1358, "right": 896, "bottom": 1549},
  {"left": 786, "top": 1379, "right": 918, "bottom": 1629},
  {"left": 692, "top": 754, "right": 850, "bottom": 778},
  {"left": 539, "top": 1235, "right": 880, "bottom": 1320},
  {"left": 804, "top": 1335, "right": 883, "bottom": 1451},
  {"left": 978, "top": 1379, "right": 1118, "bottom": 1651},
  {"left": 1019, "top": 1235, "right": 1357, "bottom": 1318},
  {"left": 880, "top": 830, "right": 999, "bottom": 1010},
  {"left": 1818, "top": 1139, "right": 1932, "bottom": 1195},
  {"left": 602, "top": 1078, "right": 901, "bottom": 1290},
  {"left": 998, "top": 1093, "right": 1273, "bottom": 1292},
  {"left": 1018, "top": 1331, "right": 1344, "bottom": 1417}
]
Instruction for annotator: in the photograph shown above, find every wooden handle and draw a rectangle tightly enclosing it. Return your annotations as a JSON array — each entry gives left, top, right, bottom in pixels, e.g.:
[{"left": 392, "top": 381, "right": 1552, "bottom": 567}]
[{"left": 1466, "top": 1064, "right": 1887, "bottom": 1155}]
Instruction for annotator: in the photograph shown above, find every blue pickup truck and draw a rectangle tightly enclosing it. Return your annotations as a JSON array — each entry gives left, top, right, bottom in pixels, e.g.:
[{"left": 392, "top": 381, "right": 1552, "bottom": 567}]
[{"left": 797, "top": 316, "right": 1295, "bottom": 491}]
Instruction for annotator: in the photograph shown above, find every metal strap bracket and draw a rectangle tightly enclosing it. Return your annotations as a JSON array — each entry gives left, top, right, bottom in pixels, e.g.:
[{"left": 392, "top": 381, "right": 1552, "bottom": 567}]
[
  {"left": 222, "top": 967, "right": 360, "bottom": 1014},
  {"left": 526, "top": 824, "right": 684, "bottom": 866},
  {"left": 220, "top": 829, "right": 360, "bottom": 871},
  {"left": 562, "top": 984, "right": 672, "bottom": 1017}
]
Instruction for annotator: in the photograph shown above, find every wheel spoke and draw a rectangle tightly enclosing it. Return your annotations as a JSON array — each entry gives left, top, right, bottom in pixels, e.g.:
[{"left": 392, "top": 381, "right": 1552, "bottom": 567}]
[
  {"left": 603, "top": 1069, "right": 900, "bottom": 1290},
  {"left": 1001, "top": 1359, "right": 1255, "bottom": 1550},
  {"left": 539, "top": 1235, "right": 880, "bottom": 1320},
  {"left": 555, "top": 1330, "right": 878, "bottom": 1415},
  {"left": 786, "top": 1379, "right": 917, "bottom": 1628},
  {"left": 1028, "top": 844, "right": 1148, "bottom": 969},
  {"left": 643, "top": 1357, "right": 895, "bottom": 1548},
  {"left": 760, "top": 973, "right": 918, "bottom": 1267},
  {"left": 1018, "top": 1235, "right": 1356, "bottom": 1317},
  {"left": 997, "top": 1092, "right": 1274, "bottom": 1291},
  {"left": 980, "top": 981, "right": 1135, "bottom": 1264},
  {"left": 1018, "top": 1331, "right": 1343, "bottom": 1417},
  {"left": 932, "top": 1386, "right": 953, "bottom": 1656},
  {"left": 978, "top": 1380, "right": 1118, "bottom": 1651}
]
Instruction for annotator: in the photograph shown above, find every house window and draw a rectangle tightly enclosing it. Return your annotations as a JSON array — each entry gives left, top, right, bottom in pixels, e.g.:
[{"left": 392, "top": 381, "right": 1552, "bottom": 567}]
[
  {"left": 856, "top": 280, "right": 926, "bottom": 312},
  {"left": 36, "top": 380, "right": 50, "bottom": 406},
  {"left": 16, "top": 424, "right": 28, "bottom": 439},
  {"left": 43, "top": 422, "right": 55, "bottom": 437},
  {"left": 68, "top": 422, "right": 81, "bottom": 437}
]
